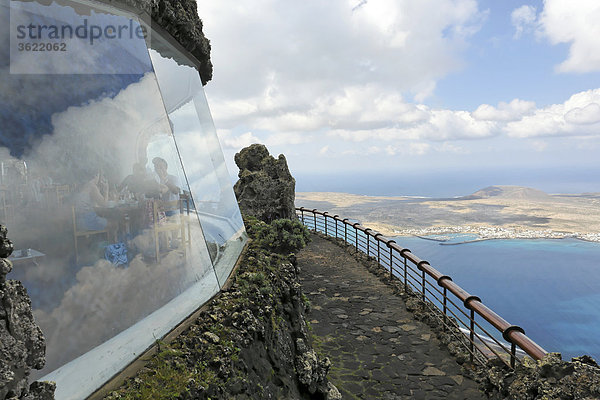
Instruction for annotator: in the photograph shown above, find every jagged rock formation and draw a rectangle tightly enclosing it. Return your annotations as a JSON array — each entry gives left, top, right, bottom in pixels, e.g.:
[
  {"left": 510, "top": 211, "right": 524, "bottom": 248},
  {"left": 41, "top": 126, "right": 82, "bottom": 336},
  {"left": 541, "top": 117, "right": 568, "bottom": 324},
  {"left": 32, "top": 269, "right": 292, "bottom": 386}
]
[
  {"left": 234, "top": 144, "right": 296, "bottom": 222},
  {"left": 118, "top": 0, "right": 213, "bottom": 84},
  {"left": 0, "top": 226, "right": 54, "bottom": 400}
]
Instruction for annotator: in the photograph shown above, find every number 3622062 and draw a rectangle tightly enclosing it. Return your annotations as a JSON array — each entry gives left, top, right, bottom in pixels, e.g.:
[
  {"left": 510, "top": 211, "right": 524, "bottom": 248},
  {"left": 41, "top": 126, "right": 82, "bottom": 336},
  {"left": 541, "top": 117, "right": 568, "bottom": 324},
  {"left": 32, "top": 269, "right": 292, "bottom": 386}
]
[{"left": 18, "top": 42, "right": 67, "bottom": 51}]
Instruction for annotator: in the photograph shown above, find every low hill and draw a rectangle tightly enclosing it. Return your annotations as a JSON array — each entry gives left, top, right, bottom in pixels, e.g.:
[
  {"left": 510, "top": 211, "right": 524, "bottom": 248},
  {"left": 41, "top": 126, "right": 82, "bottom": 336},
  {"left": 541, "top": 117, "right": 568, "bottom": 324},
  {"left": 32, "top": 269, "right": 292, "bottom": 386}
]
[{"left": 463, "top": 185, "right": 551, "bottom": 200}]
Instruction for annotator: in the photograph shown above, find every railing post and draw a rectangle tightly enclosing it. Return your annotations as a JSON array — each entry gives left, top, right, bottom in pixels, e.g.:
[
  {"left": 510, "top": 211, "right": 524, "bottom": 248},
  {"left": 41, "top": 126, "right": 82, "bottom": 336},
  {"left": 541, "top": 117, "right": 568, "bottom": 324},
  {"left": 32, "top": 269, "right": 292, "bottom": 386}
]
[
  {"left": 390, "top": 245, "right": 393, "bottom": 279},
  {"left": 400, "top": 249, "right": 410, "bottom": 292},
  {"left": 417, "top": 260, "right": 429, "bottom": 302},
  {"left": 334, "top": 215, "right": 339, "bottom": 239},
  {"left": 404, "top": 257, "right": 408, "bottom": 291},
  {"left": 366, "top": 230, "right": 370, "bottom": 256},
  {"left": 300, "top": 208, "right": 304, "bottom": 224},
  {"left": 470, "top": 309, "right": 475, "bottom": 363},
  {"left": 343, "top": 219, "right": 348, "bottom": 243},
  {"left": 387, "top": 240, "right": 396, "bottom": 279},
  {"left": 355, "top": 227, "right": 358, "bottom": 251},
  {"left": 312, "top": 209, "right": 317, "bottom": 232},
  {"left": 422, "top": 270, "right": 426, "bottom": 302},
  {"left": 443, "top": 287, "right": 448, "bottom": 330},
  {"left": 503, "top": 325, "right": 526, "bottom": 369},
  {"left": 463, "top": 295, "right": 481, "bottom": 364},
  {"left": 511, "top": 343, "right": 517, "bottom": 368},
  {"left": 324, "top": 213, "right": 328, "bottom": 236}
]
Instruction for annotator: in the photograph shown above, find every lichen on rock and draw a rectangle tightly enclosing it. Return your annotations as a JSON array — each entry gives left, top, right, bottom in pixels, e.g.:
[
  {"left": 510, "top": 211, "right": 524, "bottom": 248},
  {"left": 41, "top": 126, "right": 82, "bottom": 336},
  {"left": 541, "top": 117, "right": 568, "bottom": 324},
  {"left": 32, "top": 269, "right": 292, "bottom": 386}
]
[{"left": 480, "top": 352, "right": 600, "bottom": 399}]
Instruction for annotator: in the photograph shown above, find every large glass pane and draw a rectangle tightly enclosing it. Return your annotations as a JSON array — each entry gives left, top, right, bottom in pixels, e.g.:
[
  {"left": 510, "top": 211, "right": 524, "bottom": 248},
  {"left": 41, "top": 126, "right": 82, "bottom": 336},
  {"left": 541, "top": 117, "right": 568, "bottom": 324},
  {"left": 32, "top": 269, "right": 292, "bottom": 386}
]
[
  {"left": 149, "top": 43, "right": 247, "bottom": 285},
  {"left": 1, "top": 0, "right": 220, "bottom": 398}
]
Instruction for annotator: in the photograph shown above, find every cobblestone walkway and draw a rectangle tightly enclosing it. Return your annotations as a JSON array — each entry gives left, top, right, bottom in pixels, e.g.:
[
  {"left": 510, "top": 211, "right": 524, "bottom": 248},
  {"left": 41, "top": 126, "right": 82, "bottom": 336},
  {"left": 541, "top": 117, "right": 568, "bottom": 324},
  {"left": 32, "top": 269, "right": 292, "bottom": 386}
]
[{"left": 298, "top": 234, "right": 486, "bottom": 399}]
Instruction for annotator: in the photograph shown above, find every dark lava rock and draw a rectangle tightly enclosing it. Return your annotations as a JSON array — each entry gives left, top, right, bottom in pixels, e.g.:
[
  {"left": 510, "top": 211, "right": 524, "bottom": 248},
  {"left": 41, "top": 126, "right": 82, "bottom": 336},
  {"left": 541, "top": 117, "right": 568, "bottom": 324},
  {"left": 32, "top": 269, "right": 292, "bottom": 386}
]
[
  {"left": 116, "top": 0, "right": 213, "bottom": 84},
  {"left": 0, "top": 226, "right": 54, "bottom": 400},
  {"left": 234, "top": 144, "right": 296, "bottom": 222},
  {"left": 481, "top": 352, "right": 600, "bottom": 399}
]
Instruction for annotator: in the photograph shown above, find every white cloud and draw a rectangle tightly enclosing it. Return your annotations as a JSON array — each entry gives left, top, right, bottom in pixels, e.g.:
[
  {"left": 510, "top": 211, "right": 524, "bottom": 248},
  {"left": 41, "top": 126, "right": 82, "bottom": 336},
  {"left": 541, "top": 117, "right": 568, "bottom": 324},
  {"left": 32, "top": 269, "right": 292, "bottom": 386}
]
[
  {"left": 218, "top": 131, "right": 261, "bottom": 149},
  {"left": 537, "top": 0, "right": 600, "bottom": 73},
  {"left": 197, "top": 0, "right": 600, "bottom": 167},
  {"left": 564, "top": 103, "right": 600, "bottom": 124},
  {"left": 472, "top": 99, "right": 536, "bottom": 121},
  {"left": 506, "top": 89, "right": 600, "bottom": 137},
  {"left": 511, "top": 5, "right": 537, "bottom": 39},
  {"left": 199, "top": 0, "right": 486, "bottom": 129}
]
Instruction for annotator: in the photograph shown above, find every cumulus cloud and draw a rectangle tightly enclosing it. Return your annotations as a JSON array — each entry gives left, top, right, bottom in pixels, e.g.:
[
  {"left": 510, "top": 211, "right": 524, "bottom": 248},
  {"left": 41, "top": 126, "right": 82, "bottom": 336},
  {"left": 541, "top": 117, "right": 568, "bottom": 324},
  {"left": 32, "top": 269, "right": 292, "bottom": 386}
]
[
  {"left": 198, "top": 0, "right": 599, "bottom": 164},
  {"left": 322, "top": 88, "right": 600, "bottom": 144},
  {"left": 472, "top": 99, "right": 536, "bottom": 121},
  {"left": 218, "top": 130, "right": 261, "bottom": 149},
  {"left": 564, "top": 103, "right": 600, "bottom": 124},
  {"left": 537, "top": 0, "right": 600, "bottom": 73},
  {"left": 511, "top": 5, "right": 537, "bottom": 39},
  {"left": 506, "top": 89, "right": 600, "bottom": 137},
  {"left": 199, "top": 0, "right": 486, "bottom": 133}
]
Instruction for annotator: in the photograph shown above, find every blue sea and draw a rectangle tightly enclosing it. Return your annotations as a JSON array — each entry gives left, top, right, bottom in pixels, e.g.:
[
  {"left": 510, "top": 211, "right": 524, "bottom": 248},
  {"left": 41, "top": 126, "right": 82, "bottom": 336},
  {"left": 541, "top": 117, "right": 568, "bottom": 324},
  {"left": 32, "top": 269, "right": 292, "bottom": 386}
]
[
  {"left": 295, "top": 168, "right": 600, "bottom": 197},
  {"left": 391, "top": 235, "right": 600, "bottom": 362}
]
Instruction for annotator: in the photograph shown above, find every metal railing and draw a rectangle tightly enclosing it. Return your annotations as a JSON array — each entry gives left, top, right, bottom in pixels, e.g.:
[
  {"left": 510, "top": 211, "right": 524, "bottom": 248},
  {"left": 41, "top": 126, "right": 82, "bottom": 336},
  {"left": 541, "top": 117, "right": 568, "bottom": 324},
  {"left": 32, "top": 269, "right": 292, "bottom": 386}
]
[{"left": 297, "top": 207, "right": 547, "bottom": 369}]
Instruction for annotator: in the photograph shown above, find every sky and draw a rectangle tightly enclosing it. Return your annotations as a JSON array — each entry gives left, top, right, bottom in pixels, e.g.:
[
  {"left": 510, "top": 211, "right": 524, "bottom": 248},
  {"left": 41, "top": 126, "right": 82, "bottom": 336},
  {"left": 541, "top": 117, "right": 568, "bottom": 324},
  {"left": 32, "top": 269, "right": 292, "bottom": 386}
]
[{"left": 195, "top": 0, "right": 600, "bottom": 195}]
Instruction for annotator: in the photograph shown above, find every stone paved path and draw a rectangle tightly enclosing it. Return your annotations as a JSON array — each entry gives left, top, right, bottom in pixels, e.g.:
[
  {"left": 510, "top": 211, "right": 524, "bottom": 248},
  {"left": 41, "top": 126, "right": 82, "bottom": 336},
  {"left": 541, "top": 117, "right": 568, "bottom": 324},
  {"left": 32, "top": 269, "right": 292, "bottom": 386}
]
[{"left": 298, "top": 234, "right": 486, "bottom": 399}]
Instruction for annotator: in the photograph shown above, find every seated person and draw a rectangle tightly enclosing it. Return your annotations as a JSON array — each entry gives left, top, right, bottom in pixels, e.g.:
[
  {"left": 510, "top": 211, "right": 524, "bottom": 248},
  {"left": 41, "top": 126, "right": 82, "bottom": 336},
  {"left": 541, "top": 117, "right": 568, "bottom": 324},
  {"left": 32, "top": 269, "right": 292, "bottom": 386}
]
[
  {"left": 151, "top": 157, "right": 181, "bottom": 216},
  {"left": 74, "top": 171, "right": 109, "bottom": 231},
  {"left": 119, "top": 162, "right": 154, "bottom": 200}
]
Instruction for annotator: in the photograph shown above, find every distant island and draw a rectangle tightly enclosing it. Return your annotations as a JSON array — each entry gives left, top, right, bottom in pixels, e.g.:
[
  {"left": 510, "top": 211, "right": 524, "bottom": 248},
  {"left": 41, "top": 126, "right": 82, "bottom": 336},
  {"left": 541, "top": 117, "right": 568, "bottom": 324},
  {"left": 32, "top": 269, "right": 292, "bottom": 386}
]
[{"left": 295, "top": 185, "right": 600, "bottom": 243}]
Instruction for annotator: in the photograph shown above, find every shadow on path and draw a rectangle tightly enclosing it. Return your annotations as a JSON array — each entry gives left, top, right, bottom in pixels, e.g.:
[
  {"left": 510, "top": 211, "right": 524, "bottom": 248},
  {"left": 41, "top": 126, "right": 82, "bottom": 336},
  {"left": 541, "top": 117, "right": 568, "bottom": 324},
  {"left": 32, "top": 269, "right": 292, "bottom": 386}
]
[{"left": 297, "top": 234, "right": 486, "bottom": 400}]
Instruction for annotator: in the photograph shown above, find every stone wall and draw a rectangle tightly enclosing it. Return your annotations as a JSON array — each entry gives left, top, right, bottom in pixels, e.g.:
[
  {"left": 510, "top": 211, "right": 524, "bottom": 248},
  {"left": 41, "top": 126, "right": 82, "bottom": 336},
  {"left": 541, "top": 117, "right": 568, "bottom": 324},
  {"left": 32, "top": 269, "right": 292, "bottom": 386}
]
[{"left": 0, "top": 226, "right": 54, "bottom": 400}]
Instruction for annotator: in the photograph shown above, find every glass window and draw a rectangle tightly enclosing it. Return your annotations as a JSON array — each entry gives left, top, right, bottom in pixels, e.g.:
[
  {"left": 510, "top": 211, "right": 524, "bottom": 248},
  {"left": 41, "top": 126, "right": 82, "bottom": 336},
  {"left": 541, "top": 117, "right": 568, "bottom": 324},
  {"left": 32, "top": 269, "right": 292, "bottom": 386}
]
[
  {"left": 0, "top": 0, "right": 245, "bottom": 398},
  {"left": 149, "top": 42, "right": 247, "bottom": 286}
]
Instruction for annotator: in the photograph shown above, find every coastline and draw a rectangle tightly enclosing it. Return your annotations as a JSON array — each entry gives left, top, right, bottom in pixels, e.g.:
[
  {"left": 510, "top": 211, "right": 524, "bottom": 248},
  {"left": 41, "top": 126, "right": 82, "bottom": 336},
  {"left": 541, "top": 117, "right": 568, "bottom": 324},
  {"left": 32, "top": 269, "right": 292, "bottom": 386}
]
[
  {"left": 296, "top": 189, "right": 600, "bottom": 245},
  {"left": 366, "top": 223, "right": 600, "bottom": 244}
]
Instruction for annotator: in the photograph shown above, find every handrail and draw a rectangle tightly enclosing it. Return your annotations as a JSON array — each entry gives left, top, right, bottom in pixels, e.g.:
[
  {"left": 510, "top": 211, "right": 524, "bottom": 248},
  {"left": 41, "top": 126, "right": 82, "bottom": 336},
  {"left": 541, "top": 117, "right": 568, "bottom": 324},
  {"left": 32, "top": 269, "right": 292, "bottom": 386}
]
[{"left": 296, "top": 207, "right": 548, "bottom": 368}]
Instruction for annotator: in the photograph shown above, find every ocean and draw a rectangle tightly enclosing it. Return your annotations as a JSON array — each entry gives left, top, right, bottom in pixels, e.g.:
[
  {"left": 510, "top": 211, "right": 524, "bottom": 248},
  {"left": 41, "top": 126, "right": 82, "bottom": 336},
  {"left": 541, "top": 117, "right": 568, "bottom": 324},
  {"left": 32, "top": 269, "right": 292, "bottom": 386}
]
[
  {"left": 295, "top": 168, "right": 600, "bottom": 197},
  {"left": 391, "top": 235, "right": 600, "bottom": 362}
]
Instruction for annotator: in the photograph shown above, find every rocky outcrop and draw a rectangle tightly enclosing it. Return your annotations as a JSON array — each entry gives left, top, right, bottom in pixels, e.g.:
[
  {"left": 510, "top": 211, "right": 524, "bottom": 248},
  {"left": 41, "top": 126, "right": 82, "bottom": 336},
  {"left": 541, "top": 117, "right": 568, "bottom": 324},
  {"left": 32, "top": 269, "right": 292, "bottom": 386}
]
[
  {"left": 106, "top": 217, "right": 339, "bottom": 399},
  {"left": 480, "top": 353, "right": 600, "bottom": 399},
  {"left": 234, "top": 144, "right": 296, "bottom": 223},
  {"left": 116, "top": 0, "right": 213, "bottom": 84},
  {"left": 0, "top": 226, "right": 54, "bottom": 400}
]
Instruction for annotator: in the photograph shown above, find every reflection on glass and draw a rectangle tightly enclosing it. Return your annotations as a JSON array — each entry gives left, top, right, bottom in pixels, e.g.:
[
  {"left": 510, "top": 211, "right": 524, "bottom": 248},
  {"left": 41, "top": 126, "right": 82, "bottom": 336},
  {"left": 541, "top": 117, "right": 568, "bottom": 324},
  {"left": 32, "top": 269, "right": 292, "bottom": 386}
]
[
  {"left": 149, "top": 45, "right": 247, "bottom": 285},
  {"left": 1, "top": 0, "right": 241, "bottom": 398}
]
